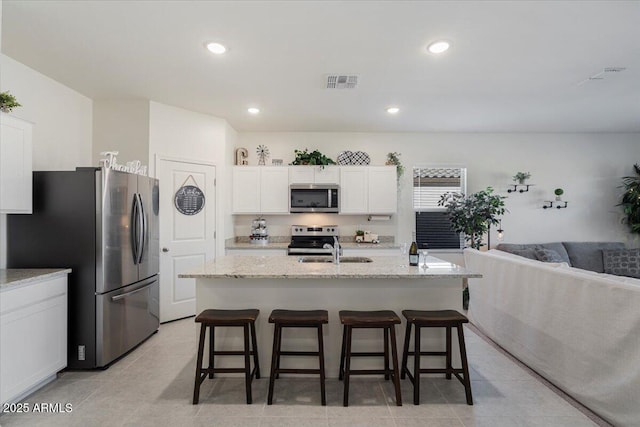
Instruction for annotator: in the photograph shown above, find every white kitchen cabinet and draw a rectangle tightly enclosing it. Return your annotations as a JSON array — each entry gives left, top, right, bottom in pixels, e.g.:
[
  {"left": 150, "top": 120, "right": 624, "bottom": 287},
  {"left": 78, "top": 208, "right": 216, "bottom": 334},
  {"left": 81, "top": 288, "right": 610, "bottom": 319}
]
[
  {"left": 260, "top": 167, "right": 289, "bottom": 213},
  {"left": 340, "top": 166, "right": 397, "bottom": 214},
  {"left": 232, "top": 167, "right": 289, "bottom": 214},
  {"left": 367, "top": 166, "right": 397, "bottom": 214},
  {"left": 1, "top": 272, "right": 68, "bottom": 405},
  {"left": 289, "top": 166, "right": 339, "bottom": 184},
  {"left": 340, "top": 167, "right": 369, "bottom": 214},
  {"left": 0, "top": 113, "right": 33, "bottom": 214}
]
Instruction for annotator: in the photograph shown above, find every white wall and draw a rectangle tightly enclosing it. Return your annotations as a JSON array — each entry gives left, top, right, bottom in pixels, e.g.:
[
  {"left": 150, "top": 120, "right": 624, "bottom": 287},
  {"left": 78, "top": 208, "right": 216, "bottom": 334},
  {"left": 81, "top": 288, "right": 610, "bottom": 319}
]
[
  {"left": 92, "top": 99, "right": 149, "bottom": 165},
  {"left": 0, "top": 54, "right": 93, "bottom": 268},
  {"left": 148, "top": 101, "right": 232, "bottom": 256},
  {"left": 237, "top": 132, "right": 640, "bottom": 247}
]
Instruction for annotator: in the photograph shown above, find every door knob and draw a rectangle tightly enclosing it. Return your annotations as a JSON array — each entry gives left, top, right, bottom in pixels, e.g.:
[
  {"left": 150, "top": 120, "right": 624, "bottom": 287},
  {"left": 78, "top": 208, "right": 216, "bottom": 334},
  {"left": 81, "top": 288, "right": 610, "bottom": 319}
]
[{"left": 162, "top": 247, "right": 169, "bottom": 252}]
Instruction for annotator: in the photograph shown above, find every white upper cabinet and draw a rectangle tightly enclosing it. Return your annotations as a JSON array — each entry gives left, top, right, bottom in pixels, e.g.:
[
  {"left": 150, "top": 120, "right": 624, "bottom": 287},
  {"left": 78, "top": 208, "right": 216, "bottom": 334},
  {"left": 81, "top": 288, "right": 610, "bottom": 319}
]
[
  {"left": 232, "top": 167, "right": 289, "bottom": 214},
  {"left": 339, "top": 167, "right": 369, "bottom": 214},
  {"left": 0, "top": 114, "right": 33, "bottom": 214},
  {"left": 260, "top": 167, "right": 289, "bottom": 213},
  {"left": 367, "top": 166, "right": 398, "bottom": 214},
  {"left": 289, "top": 166, "right": 339, "bottom": 184},
  {"left": 340, "top": 166, "right": 397, "bottom": 214}
]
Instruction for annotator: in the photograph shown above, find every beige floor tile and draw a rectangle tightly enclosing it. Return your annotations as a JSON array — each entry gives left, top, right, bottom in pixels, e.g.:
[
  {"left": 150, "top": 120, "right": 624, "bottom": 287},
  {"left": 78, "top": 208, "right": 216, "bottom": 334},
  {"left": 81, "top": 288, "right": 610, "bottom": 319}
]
[
  {"left": 259, "top": 417, "right": 329, "bottom": 427},
  {"left": 394, "top": 418, "right": 464, "bottom": 427}
]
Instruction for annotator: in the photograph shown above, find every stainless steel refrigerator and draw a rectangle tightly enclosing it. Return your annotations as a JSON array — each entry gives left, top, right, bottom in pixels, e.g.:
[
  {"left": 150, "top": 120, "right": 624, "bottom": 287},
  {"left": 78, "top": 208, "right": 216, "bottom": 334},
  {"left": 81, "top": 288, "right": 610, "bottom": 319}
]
[{"left": 7, "top": 167, "right": 160, "bottom": 369}]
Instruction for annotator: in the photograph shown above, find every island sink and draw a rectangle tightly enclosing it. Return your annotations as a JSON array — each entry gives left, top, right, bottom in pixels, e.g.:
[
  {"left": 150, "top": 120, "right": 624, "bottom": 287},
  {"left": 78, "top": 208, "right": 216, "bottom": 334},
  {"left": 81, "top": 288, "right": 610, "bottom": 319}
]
[{"left": 298, "top": 256, "right": 373, "bottom": 263}]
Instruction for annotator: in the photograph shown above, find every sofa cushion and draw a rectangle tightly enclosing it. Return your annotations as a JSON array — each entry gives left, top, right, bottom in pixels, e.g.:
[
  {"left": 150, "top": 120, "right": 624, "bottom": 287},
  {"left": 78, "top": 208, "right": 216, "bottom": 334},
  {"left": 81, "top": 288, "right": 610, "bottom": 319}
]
[
  {"left": 562, "top": 242, "right": 626, "bottom": 273},
  {"left": 496, "top": 242, "right": 571, "bottom": 265},
  {"left": 534, "top": 248, "right": 566, "bottom": 263},
  {"left": 511, "top": 248, "right": 538, "bottom": 260},
  {"left": 603, "top": 248, "right": 640, "bottom": 278}
]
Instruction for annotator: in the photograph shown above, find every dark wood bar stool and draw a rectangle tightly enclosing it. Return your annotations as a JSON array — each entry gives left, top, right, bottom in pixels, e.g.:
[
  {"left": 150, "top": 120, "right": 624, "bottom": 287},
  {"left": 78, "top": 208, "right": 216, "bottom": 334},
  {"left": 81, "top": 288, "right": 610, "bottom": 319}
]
[
  {"left": 401, "top": 310, "right": 473, "bottom": 405},
  {"left": 338, "top": 310, "right": 402, "bottom": 407},
  {"left": 192, "top": 309, "right": 260, "bottom": 405},
  {"left": 267, "top": 309, "right": 329, "bottom": 405}
]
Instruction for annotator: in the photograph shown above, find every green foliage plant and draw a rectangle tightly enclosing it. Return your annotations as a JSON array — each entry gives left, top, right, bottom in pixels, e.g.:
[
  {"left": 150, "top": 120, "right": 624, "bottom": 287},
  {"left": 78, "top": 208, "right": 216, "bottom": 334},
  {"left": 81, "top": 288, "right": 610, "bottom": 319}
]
[
  {"left": 437, "top": 187, "right": 506, "bottom": 249},
  {"left": 385, "top": 152, "right": 404, "bottom": 179},
  {"left": 554, "top": 188, "right": 564, "bottom": 196},
  {"left": 620, "top": 163, "right": 640, "bottom": 234},
  {"left": 0, "top": 91, "right": 21, "bottom": 113},
  {"left": 512, "top": 171, "right": 531, "bottom": 184},
  {"left": 290, "top": 149, "right": 336, "bottom": 168}
]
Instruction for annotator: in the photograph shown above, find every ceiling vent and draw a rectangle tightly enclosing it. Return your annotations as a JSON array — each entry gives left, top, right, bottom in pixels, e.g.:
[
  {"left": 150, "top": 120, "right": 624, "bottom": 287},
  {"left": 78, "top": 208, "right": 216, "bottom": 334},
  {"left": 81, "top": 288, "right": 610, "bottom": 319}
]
[
  {"left": 578, "top": 67, "right": 627, "bottom": 85},
  {"left": 326, "top": 74, "right": 359, "bottom": 89}
]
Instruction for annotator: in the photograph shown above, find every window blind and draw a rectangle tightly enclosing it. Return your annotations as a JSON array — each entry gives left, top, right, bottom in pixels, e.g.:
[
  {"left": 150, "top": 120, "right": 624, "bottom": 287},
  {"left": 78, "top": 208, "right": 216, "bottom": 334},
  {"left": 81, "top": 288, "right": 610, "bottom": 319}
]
[{"left": 413, "top": 166, "right": 466, "bottom": 249}]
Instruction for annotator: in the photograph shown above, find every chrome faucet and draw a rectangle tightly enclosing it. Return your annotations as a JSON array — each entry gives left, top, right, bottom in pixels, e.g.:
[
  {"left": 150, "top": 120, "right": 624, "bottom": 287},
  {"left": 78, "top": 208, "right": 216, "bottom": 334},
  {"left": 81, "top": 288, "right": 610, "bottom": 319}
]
[{"left": 322, "top": 236, "right": 341, "bottom": 264}]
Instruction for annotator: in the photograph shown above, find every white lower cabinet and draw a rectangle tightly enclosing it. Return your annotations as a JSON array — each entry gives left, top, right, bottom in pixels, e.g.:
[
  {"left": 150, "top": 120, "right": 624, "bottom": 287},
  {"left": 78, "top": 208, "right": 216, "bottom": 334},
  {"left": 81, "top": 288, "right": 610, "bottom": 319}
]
[{"left": 0, "top": 274, "right": 68, "bottom": 405}]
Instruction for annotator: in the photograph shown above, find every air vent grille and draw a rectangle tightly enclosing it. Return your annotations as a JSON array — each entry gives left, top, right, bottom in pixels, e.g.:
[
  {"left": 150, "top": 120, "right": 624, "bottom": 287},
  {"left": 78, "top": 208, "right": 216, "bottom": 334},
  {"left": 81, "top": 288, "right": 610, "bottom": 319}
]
[{"left": 326, "top": 74, "right": 359, "bottom": 89}]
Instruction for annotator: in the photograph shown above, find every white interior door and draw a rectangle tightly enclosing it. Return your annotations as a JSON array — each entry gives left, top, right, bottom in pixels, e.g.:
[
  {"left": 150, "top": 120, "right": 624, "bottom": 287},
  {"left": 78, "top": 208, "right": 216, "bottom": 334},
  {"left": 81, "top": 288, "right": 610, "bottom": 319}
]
[{"left": 158, "top": 157, "right": 216, "bottom": 322}]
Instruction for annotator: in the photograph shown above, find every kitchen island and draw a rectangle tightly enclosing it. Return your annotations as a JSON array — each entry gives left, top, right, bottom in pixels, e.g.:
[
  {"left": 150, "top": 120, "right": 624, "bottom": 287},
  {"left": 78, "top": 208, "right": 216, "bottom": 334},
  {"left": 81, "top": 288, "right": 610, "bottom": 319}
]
[{"left": 181, "top": 255, "right": 480, "bottom": 377}]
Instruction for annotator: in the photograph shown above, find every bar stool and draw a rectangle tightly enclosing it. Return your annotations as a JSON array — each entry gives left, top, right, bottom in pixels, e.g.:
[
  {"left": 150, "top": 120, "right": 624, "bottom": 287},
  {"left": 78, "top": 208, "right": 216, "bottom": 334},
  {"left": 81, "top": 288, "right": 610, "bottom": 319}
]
[
  {"left": 267, "top": 309, "right": 329, "bottom": 405},
  {"left": 400, "top": 310, "right": 473, "bottom": 405},
  {"left": 338, "top": 310, "right": 402, "bottom": 407},
  {"left": 192, "top": 309, "right": 260, "bottom": 405}
]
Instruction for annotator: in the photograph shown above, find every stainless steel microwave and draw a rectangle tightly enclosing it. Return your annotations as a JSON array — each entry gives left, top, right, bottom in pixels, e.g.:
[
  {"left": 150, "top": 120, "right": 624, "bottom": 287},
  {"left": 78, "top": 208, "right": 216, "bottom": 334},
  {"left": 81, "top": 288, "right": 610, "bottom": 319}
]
[{"left": 289, "top": 185, "right": 339, "bottom": 213}]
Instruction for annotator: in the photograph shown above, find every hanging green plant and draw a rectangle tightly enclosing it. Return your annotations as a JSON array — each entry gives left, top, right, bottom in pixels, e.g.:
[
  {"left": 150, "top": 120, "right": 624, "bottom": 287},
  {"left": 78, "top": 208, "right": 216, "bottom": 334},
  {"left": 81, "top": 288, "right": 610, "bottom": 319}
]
[
  {"left": 619, "top": 163, "right": 640, "bottom": 234},
  {"left": 385, "top": 152, "right": 404, "bottom": 180},
  {"left": 0, "top": 91, "right": 21, "bottom": 113},
  {"left": 290, "top": 149, "right": 336, "bottom": 167}
]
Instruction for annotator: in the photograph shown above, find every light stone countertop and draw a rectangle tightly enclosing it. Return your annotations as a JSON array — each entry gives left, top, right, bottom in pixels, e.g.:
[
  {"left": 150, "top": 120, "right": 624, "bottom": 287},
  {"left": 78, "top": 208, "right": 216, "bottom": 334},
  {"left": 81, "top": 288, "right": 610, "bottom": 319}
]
[
  {"left": 0, "top": 269, "right": 72, "bottom": 292},
  {"left": 180, "top": 255, "right": 480, "bottom": 280},
  {"left": 226, "top": 242, "right": 397, "bottom": 250}
]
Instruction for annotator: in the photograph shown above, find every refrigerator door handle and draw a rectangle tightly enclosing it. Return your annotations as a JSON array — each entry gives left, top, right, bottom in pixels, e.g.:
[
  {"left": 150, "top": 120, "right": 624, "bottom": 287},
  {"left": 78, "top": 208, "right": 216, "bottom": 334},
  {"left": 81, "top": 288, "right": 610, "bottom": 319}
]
[
  {"left": 136, "top": 193, "right": 145, "bottom": 265},
  {"left": 138, "top": 193, "right": 147, "bottom": 264},
  {"left": 110, "top": 280, "right": 155, "bottom": 301},
  {"left": 131, "top": 194, "right": 140, "bottom": 264}
]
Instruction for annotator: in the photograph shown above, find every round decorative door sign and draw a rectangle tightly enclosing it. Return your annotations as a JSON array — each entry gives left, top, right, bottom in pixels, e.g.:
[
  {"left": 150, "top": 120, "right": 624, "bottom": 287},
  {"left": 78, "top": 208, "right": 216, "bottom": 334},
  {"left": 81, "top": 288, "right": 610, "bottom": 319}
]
[{"left": 174, "top": 185, "right": 205, "bottom": 215}]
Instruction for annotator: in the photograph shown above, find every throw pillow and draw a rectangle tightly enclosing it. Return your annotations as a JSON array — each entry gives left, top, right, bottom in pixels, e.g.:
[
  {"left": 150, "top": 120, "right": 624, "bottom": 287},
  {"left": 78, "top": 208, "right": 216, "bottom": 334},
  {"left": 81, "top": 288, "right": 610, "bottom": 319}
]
[
  {"left": 511, "top": 248, "right": 538, "bottom": 260},
  {"left": 534, "top": 248, "right": 565, "bottom": 263},
  {"left": 603, "top": 248, "right": 640, "bottom": 279}
]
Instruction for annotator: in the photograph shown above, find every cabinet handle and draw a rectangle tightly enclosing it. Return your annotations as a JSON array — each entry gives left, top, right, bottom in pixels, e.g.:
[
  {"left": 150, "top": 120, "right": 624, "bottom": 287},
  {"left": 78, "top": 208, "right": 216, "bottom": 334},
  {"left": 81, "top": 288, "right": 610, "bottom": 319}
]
[{"left": 162, "top": 247, "right": 169, "bottom": 253}]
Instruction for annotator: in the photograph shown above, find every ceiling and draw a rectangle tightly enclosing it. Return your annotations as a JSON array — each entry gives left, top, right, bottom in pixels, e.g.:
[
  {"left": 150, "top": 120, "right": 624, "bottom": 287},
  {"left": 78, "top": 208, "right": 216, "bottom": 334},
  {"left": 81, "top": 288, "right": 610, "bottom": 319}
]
[{"left": 2, "top": 1, "right": 639, "bottom": 133}]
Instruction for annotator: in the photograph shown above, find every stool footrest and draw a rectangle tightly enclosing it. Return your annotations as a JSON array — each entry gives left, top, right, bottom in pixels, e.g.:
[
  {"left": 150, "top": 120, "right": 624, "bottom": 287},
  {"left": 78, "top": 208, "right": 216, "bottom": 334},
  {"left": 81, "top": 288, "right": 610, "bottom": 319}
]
[
  {"left": 279, "top": 351, "right": 320, "bottom": 356},
  {"left": 406, "top": 351, "right": 447, "bottom": 356},
  {"left": 276, "top": 368, "right": 321, "bottom": 374},
  {"left": 201, "top": 367, "right": 249, "bottom": 374},
  {"left": 418, "top": 368, "right": 464, "bottom": 375},
  {"left": 213, "top": 350, "right": 258, "bottom": 356},
  {"left": 346, "top": 369, "right": 395, "bottom": 376}
]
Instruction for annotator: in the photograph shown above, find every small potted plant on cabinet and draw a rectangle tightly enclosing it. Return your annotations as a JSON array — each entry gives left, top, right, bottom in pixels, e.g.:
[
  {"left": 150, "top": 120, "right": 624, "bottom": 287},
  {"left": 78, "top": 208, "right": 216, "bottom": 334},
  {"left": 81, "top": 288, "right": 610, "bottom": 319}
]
[
  {"left": 0, "top": 91, "right": 21, "bottom": 113},
  {"left": 554, "top": 188, "right": 564, "bottom": 201}
]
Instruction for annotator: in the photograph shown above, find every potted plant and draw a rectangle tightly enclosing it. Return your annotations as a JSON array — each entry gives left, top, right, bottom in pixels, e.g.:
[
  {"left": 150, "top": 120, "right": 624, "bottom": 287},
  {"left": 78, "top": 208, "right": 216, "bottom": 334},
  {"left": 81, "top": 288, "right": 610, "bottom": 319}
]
[
  {"left": 0, "top": 91, "right": 21, "bottom": 113},
  {"left": 355, "top": 229, "right": 365, "bottom": 243},
  {"left": 290, "top": 149, "right": 336, "bottom": 168},
  {"left": 619, "top": 164, "right": 640, "bottom": 234},
  {"left": 554, "top": 188, "right": 564, "bottom": 201},
  {"left": 512, "top": 171, "right": 531, "bottom": 185},
  {"left": 438, "top": 187, "right": 506, "bottom": 250},
  {"left": 385, "top": 152, "right": 404, "bottom": 180},
  {"left": 438, "top": 187, "right": 506, "bottom": 309}
]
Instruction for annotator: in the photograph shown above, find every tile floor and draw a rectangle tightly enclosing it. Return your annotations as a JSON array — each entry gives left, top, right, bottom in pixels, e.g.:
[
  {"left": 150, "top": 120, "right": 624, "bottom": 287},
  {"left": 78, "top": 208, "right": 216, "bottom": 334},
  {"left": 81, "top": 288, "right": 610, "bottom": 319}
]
[{"left": 0, "top": 318, "right": 608, "bottom": 427}]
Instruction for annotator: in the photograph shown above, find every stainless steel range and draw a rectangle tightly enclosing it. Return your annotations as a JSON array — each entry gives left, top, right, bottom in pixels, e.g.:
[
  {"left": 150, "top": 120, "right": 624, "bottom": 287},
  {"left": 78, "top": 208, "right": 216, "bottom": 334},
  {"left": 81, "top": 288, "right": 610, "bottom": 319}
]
[{"left": 287, "top": 225, "right": 340, "bottom": 255}]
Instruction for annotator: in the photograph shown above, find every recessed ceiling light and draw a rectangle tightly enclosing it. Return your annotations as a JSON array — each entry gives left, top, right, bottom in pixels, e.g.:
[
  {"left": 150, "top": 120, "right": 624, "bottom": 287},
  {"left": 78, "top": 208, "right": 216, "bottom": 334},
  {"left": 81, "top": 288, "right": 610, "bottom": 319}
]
[
  {"left": 206, "top": 42, "right": 227, "bottom": 55},
  {"left": 247, "top": 107, "right": 260, "bottom": 115},
  {"left": 386, "top": 107, "right": 400, "bottom": 114},
  {"left": 427, "top": 40, "right": 450, "bottom": 54}
]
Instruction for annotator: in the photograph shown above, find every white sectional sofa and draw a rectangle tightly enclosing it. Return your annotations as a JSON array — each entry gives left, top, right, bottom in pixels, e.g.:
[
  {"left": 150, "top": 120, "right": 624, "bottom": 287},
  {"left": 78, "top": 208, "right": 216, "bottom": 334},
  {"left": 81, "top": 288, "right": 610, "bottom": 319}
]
[{"left": 464, "top": 248, "right": 640, "bottom": 427}]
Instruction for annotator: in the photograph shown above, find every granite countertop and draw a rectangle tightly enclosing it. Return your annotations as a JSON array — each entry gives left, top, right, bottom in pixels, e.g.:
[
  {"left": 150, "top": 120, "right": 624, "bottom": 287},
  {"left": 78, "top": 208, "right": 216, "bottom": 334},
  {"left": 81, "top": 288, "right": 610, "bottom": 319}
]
[
  {"left": 180, "top": 255, "right": 480, "bottom": 280},
  {"left": 226, "top": 236, "right": 397, "bottom": 250},
  {"left": 0, "top": 269, "right": 72, "bottom": 292}
]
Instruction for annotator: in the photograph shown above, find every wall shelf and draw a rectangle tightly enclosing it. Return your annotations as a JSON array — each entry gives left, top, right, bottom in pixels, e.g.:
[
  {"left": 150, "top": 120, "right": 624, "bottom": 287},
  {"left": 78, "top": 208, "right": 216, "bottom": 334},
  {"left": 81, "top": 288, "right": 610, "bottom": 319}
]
[
  {"left": 543, "top": 201, "right": 568, "bottom": 209},
  {"left": 507, "top": 184, "right": 533, "bottom": 193}
]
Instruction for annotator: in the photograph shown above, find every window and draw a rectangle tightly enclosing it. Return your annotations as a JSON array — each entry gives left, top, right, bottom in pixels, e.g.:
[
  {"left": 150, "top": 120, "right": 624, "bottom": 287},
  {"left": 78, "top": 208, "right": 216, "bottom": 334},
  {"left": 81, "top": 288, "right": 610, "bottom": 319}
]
[{"left": 413, "top": 166, "right": 466, "bottom": 249}]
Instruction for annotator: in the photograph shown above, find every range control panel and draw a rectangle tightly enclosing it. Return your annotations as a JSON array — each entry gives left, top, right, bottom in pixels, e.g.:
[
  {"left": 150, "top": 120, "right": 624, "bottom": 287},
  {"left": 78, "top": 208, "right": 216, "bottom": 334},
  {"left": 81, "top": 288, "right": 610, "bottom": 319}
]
[{"left": 290, "top": 225, "right": 339, "bottom": 236}]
